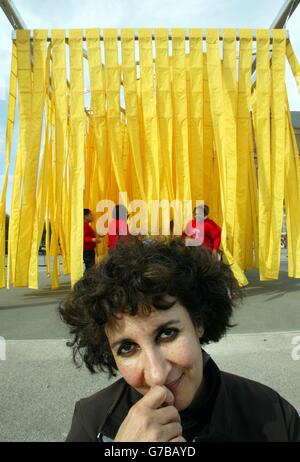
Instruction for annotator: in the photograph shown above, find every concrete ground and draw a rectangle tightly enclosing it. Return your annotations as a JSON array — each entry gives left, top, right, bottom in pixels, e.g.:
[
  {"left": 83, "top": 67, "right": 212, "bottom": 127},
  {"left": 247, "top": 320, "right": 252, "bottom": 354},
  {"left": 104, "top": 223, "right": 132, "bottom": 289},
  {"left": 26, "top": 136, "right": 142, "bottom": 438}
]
[{"left": 0, "top": 250, "right": 299, "bottom": 442}]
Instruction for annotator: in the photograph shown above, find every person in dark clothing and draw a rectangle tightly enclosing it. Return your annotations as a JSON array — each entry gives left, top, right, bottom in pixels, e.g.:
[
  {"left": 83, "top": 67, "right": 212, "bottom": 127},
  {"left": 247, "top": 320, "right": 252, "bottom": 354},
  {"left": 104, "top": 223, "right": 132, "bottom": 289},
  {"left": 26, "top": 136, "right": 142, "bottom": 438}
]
[
  {"left": 83, "top": 208, "right": 100, "bottom": 270},
  {"left": 59, "top": 237, "right": 300, "bottom": 442}
]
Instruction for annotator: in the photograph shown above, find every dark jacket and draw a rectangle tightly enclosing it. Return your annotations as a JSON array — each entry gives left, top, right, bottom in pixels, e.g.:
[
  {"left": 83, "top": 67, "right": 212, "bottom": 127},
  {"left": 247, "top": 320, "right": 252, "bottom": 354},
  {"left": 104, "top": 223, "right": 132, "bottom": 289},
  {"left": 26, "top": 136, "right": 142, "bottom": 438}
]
[{"left": 66, "top": 358, "right": 300, "bottom": 442}]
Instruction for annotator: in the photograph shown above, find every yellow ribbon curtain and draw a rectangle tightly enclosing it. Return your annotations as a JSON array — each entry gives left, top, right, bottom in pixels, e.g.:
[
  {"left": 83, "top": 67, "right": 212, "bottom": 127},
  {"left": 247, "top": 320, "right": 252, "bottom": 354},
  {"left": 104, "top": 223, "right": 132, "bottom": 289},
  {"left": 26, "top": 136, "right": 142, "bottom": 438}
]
[
  {"left": 0, "top": 42, "right": 17, "bottom": 287},
  {"left": 1, "top": 28, "right": 300, "bottom": 288}
]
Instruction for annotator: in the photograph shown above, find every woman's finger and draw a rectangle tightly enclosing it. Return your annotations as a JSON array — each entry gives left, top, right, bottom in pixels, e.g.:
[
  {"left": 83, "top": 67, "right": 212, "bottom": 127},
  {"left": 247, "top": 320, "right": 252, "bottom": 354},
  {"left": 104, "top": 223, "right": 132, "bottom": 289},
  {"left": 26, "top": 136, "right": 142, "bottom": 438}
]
[
  {"left": 159, "top": 422, "right": 183, "bottom": 442},
  {"left": 141, "top": 385, "right": 174, "bottom": 410},
  {"left": 155, "top": 405, "right": 181, "bottom": 425},
  {"left": 169, "top": 436, "right": 187, "bottom": 442}
]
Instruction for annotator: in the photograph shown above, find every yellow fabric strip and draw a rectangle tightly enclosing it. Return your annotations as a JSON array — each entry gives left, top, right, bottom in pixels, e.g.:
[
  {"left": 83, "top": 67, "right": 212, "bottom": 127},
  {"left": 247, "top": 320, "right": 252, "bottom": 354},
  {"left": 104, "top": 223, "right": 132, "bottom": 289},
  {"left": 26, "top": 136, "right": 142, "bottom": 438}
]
[
  {"left": 61, "top": 149, "right": 70, "bottom": 274},
  {"left": 120, "top": 29, "right": 145, "bottom": 200},
  {"left": 85, "top": 29, "right": 104, "bottom": 260},
  {"left": 51, "top": 30, "right": 68, "bottom": 280},
  {"left": 210, "top": 148, "right": 222, "bottom": 227},
  {"left": 206, "top": 30, "right": 227, "bottom": 209},
  {"left": 84, "top": 116, "right": 93, "bottom": 208},
  {"left": 222, "top": 29, "right": 238, "bottom": 254},
  {"left": 29, "top": 45, "right": 51, "bottom": 288},
  {"left": 84, "top": 116, "right": 98, "bottom": 255},
  {"left": 188, "top": 29, "right": 204, "bottom": 204},
  {"left": 155, "top": 28, "right": 174, "bottom": 201},
  {"left": 249, "top": 93, "right": 259, "bottom": 269},
  {"left": 44, "top": 92, "right": 55, "bottom": 279},
  {"left": 7, "top": 142, "right": 22, "bottom": 286},
  {"left": 247, "top": 114, "right": 259, "bottom": 269},
  {"left": 3, "top": 44, "right": 17, "bottom": 168},
  {"left": 202, "top": 54, "right": 214, "bottom": 209},
  {"left": 171, "top": 28, "right": 191, "bottom": 200},
  {"left": 286, "top": 40, "right": 300, "bottom": 92},
  {"left": 88, "top": 120, "right": 100, "bottom": 211},
  {"left": 9, "top": 31, "right": 32, "bottom": 286},
  {"left": 9, "top": 30, "right": 32, "bottom": 286},
  {"left": 14, "top": 30, "right": 47, "bottom": 286},
  {"left": 85, "top": 125, "right": 93, "bottom": 209},
  {"left": 61, "top": 110, "right": 71, "bottom": 275},
  {"left": 255, "top": 30, "right": 272, "bottom": 280},
  {"left": 47, "top": 96, "right": 59, "bottom": 289},
  {"left": 0, "top": 43, "right": 17, "bottom": 287},
  {"left": 45, "top": 213, "right": 50, "bottom": 276},
  {"left": 206, "top": 29, "right": 247, "bottom": 286},
  {"left": 50, "top": 90, "right": 63, "bottom": 286},
  {"left": 266, "top": 29, "right": 286, "bottom": 278},
  {"left": 122, "top": 118, "right": 133, "bottom": 198},
  {"left": 86, "top": 28, "right": 108, "bottom": 200},
  {"left": 104, "top": 29, "right": 126, "bottom": 194},
  {"left": 139, "top": 28, "right": 160, "bottom": 202},
  {"left": 233, "top": 29, "right": 253, "bottom": 268},
  {"left": 124, "top": 116, "right": 141, "bottom": 204},
  {"left": 86, "top": 116, "right": 106, "bottom": 260},
  {"left": 69, "top": 29, "right": 84, "bottom": 285}
]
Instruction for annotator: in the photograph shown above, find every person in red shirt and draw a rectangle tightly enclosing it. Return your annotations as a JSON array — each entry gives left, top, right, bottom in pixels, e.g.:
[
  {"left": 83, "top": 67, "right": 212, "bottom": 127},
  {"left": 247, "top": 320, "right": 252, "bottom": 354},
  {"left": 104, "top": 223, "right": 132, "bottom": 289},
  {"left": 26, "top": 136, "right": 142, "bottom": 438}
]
[
  {"left": 84, "top": 209, "right": 101, "bottom": 270},
  {"left": 183, "top": 204, "right": 222, "bottom": 257},
  {"left": 108, "top": 205, "right": 129, "bottom": 252}
]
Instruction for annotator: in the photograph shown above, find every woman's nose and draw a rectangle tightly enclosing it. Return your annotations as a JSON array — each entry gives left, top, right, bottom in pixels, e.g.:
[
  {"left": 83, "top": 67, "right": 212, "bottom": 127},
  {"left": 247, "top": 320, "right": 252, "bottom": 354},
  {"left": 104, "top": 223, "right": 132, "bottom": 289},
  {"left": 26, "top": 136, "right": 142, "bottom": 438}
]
[{"left": 143, "top": 348, "right": 172, "bottom": 388}]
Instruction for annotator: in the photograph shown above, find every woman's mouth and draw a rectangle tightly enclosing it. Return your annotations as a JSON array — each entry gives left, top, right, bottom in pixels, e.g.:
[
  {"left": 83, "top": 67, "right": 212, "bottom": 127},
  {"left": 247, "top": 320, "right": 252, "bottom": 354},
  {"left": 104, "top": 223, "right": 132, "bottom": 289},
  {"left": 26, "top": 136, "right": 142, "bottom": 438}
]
[{"left": 166, "top": 373, "right": 184, "bottom": 392}]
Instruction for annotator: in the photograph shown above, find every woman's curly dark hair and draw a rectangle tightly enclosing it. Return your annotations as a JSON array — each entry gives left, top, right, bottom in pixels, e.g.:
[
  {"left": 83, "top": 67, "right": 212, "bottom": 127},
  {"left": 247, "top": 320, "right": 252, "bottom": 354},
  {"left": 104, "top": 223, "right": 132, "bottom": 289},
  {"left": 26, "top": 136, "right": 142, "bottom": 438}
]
[{"left": 59, "top": 236, "right": 243, "bottom": 377}]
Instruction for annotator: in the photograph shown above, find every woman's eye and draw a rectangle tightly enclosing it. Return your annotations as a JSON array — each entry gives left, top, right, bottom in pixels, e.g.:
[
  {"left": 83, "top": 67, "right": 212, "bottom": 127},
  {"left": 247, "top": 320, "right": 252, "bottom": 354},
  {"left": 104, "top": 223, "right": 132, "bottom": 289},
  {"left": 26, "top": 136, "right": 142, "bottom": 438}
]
[
  {"left": 117, "top": 343, "right": 136, "bottom": 356},
  {"left": 159, "top": 328, "right": 179, "bottom": 341}
]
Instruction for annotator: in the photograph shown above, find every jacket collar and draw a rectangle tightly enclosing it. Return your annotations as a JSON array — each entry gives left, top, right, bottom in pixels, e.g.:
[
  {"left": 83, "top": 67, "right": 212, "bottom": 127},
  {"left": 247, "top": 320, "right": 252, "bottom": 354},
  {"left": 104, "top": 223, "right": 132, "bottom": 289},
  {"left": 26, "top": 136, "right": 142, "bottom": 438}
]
[
  {"left": 193, "top": 358, "right": 234, "bottom": 442},
  {"left": 97, "top": 379, "right": 142, "bottom": 441}
]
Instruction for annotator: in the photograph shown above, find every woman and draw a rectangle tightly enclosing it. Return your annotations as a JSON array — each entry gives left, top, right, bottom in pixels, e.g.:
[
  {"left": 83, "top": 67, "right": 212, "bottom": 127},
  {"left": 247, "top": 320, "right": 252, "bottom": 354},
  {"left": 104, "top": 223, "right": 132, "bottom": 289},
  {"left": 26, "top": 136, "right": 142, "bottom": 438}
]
[{"left": 59, "top": 237, "right": 300, "bottom": 442}]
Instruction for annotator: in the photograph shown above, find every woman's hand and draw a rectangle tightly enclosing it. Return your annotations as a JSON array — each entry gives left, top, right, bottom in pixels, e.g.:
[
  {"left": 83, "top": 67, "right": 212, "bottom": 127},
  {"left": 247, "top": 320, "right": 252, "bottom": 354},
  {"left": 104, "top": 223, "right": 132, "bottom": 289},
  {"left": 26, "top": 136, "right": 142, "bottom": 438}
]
[{"left": 114, "top": 385, "right": 186, "bottom": 442}]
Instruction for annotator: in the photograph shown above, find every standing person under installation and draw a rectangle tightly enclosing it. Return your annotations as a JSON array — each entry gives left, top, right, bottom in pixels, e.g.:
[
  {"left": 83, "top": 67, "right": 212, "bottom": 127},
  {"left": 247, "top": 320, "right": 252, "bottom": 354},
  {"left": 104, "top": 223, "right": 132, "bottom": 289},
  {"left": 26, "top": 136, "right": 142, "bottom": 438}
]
[
  {"left": 183, "top": 204, "right": 222, "bottom": 257},
  {"left": 83, "top": 208, "right": 101, "bottom": 270}
]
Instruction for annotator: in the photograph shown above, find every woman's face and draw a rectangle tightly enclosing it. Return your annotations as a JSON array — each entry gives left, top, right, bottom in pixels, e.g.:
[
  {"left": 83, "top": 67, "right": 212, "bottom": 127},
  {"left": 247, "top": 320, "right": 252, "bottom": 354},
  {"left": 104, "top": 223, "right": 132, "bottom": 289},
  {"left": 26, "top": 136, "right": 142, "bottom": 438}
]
[{"left": 105, "top": 302, "right": 204, "bottom": 411}]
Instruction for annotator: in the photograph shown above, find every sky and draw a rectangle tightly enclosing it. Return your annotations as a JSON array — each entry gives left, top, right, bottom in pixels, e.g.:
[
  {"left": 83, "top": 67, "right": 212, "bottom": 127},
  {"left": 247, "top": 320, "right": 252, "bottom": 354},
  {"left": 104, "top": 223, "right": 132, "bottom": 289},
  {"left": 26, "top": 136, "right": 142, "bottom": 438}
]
[{"left": 1, "top": 0, "right": 300, "bottom": 210}]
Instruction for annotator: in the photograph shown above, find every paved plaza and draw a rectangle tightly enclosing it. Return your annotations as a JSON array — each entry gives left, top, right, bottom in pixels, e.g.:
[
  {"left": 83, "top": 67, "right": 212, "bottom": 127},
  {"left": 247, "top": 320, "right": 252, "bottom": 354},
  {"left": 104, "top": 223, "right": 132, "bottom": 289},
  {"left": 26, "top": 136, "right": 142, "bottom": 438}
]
[{"left": 0, "top": 250, "right": 299, "bottom": 442}]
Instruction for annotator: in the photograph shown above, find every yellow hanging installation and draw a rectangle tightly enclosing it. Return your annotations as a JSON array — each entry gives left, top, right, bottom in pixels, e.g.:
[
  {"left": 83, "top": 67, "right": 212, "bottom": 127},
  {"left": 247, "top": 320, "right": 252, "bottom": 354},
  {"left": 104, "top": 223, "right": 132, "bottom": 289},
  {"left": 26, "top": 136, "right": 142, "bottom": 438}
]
[{"left": 1, "top": 28, "right": 300, "bottom": 288}]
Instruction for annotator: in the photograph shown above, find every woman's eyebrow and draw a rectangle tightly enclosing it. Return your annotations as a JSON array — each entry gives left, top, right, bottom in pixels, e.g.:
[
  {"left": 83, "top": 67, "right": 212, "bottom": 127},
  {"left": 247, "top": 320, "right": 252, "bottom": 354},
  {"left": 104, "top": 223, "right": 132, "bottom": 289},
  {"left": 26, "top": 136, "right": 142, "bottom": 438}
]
[
  {"left": 110, "top": 319, "right": 181, "bottom": 350},
  {"left": 153, "top": 319, "right": 181, "bottom": 335}
]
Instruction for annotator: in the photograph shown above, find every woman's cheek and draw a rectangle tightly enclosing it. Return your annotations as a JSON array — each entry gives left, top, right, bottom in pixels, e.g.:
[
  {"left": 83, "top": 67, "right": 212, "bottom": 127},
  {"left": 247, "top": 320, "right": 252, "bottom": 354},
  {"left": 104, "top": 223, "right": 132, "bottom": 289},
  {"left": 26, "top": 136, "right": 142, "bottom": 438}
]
[
  {"left": 166, "top": 336, "right": 201, "bottom": 369},
  {"left": 115, "top": 358, "right": 142, "bottom": 388}
]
